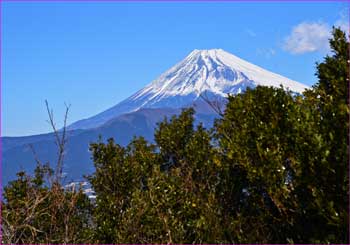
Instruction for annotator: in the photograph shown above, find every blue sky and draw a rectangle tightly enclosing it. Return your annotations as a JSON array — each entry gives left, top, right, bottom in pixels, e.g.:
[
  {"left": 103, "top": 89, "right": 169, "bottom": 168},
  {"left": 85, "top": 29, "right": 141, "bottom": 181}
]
[{"left": 2, "top": 1, "right": 349, "bottom": 136}]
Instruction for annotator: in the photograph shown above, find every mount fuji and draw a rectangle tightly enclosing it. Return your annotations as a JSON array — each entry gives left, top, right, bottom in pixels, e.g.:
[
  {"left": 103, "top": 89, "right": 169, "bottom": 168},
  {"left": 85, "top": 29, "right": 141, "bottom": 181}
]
[
  {"left": 68, "top": 49, "right": 308, "bottom": 130},
  {"left": 3, "top": 48, "right": 309, "bottom": 184}
]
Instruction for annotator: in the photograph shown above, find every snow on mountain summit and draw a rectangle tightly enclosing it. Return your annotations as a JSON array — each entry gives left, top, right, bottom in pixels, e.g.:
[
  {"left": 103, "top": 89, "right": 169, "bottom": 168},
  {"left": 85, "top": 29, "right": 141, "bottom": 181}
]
[
  {"left": 67, "top": 49, "right": 308, "bottom": 130},
  {"left": 133, "top": 48, "right": 307, "bottom": 100}
]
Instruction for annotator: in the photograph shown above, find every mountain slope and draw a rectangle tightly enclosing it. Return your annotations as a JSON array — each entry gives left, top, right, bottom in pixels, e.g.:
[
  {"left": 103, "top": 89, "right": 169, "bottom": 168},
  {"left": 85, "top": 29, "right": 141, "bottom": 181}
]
[
  {"left": 3, "top": 107, "right": 216, "bottom": 184},
  {"left": 68, "top": 49, "right": 308, "bottom": 130}
]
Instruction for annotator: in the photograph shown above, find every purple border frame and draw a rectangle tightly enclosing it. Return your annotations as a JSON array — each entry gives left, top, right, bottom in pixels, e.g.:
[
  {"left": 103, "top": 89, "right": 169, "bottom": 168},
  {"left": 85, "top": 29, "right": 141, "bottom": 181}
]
[
  {"left": 1, "top": 0, "right": 3, "bottom": 243},
  {"left": 1, "top": 0, "right": 350, "bottom": 1},
  {"left": 0, "top": 0, "right": 349, "bottom": 244}
]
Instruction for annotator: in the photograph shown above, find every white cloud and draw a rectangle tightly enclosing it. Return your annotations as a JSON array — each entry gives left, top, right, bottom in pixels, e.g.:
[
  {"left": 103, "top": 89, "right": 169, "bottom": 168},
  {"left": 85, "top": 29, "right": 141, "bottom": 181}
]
[{"left": 283, "top": 21, "right": 331, "bottom": 54}]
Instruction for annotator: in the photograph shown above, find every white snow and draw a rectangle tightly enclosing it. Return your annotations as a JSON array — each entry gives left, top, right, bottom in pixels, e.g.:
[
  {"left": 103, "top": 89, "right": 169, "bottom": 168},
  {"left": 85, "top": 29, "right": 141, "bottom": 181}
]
[
  {"left": 68, "top": 49, "right": 309, "bottom": 130},
  {"left": 134, "top": 49, "right": 307, "bottom": 102}
]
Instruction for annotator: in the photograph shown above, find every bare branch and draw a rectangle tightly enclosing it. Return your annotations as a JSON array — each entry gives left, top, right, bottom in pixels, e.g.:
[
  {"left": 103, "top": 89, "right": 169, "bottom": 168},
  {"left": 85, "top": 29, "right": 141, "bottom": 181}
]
[
  {"left": 198, "top": 90, "right": 226, "bottom": 117},
  {"left": 45, "top": 100, "right": 71, "bottom": 183},
  {"left": 28, "top": 143, "right": 42, "bottom": 167}
]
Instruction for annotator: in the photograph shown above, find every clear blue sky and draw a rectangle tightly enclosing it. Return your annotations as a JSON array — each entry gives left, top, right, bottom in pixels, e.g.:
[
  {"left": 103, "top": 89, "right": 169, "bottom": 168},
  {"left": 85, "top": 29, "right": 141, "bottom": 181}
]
[{"left": 2, "top": 1, "right": 349, "bottom": 136}]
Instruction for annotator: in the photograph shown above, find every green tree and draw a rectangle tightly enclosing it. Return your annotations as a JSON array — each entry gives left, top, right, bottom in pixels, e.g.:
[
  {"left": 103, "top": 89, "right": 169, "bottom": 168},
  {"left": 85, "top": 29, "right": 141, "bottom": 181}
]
[
  {"left": 297, "top": 27, "right": 349, "bottom": 242},
  {"left": 88, "top": 136, "right": 156, "bottom": 243},
  {"left": 117, "top": 110, "right": 224, "bottom": 243},
  {"left": 214, "top": 86, "right": 305, "bottom": 242},
  {"left": 214, "top": 27, "right": 349, "bottom": 243}
]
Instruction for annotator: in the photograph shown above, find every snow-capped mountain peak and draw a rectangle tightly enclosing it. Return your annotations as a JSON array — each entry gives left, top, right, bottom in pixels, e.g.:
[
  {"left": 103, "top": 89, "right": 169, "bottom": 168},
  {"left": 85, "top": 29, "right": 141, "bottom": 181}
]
[
  {"left": 135, "top": 48, "right": 306, "bottom": 97},
  {"left": 67, "top": 49, "right": 308, "bottom": 130}
]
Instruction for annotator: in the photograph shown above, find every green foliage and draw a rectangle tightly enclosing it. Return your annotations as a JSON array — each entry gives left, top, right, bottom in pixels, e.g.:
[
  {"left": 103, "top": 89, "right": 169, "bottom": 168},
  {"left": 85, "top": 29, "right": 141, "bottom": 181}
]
[
  {"left": 214, "top": 86, "right": 298, "bottom": 242},
  {"left": 299, "top": 27, "right": 349, "bottom": 242},
  {"left": 2, "top": 28, "right": 348, "bottom": 244},
  {"left": 88, "top": 136, "right": 157, "bottom": 243},
  {"left": 154, "top": 108, "right": 195, "bottom": 166},
  {"left": 116, "top": 119, "right": 224, "bottom": 243}
]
